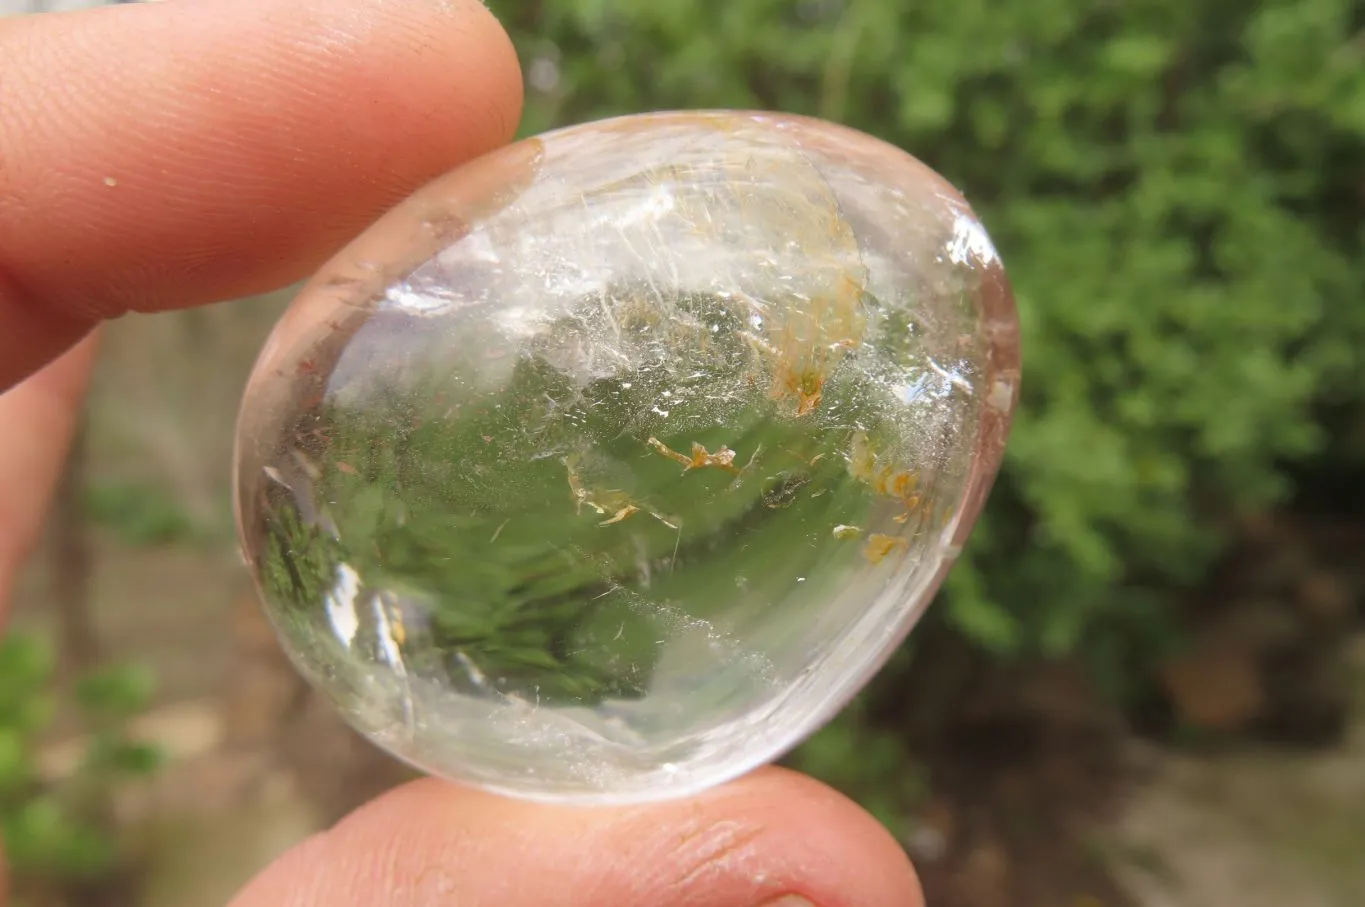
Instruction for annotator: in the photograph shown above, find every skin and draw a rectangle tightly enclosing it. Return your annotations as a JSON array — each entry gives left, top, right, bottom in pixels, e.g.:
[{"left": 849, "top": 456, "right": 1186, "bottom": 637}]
[{"left": 0, "top": 2, "right": 923, "bottom": 905}]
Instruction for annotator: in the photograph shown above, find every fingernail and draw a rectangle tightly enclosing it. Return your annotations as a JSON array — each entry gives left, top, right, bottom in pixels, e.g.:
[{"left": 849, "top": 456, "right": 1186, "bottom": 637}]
[{"left": 756, "top": 896, "right": 815, "bottom": 907}]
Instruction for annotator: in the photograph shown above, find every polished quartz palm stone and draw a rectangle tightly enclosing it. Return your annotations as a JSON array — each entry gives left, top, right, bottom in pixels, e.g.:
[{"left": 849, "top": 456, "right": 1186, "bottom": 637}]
[{"left": 233, "top": 111, "right": 1020, "bottom": 804}]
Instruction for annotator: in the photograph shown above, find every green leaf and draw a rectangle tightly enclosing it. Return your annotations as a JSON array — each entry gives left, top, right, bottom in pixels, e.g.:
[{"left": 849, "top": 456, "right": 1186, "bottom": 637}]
[
  {"left": 75, "top": 663, "right": 156, "bottom": 720},
  {"left": 0, "top": 636, "right": 55, "bottom": 698},
  {"left": 0, "top": 727, "right": 32, "bottom": 795},
  {"left": 106, "top": 741, "right": 164, "bottom": 777}
]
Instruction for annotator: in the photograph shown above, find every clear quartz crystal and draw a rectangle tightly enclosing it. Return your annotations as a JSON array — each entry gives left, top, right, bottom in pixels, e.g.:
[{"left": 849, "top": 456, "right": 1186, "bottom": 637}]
[{"left": 233, "top": 111, "right": 1020, "bottom": 804}]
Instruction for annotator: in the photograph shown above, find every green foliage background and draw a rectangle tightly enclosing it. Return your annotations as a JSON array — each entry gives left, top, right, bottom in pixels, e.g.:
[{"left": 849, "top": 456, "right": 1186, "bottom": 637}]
[
  {"left": 488, "top": 0, "right": 1365, "bottom": 811},
  {"left": 492, "top": 0, "right": 1364, "bottom": 672},
  {"left": 0, "top": 636, "right": 161, "bottom": 900}
]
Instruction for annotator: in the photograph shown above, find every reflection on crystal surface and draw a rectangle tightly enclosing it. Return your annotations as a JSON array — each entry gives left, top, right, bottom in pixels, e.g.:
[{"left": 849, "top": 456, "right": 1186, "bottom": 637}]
[{"left": 233, "top": 111, "right": 1020, "bottom": 804}]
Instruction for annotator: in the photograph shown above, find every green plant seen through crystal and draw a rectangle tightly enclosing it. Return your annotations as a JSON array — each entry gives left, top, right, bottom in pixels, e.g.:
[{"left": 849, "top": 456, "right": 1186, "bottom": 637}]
[{"left": 258, "top": 286, "right": 954, "bottom": 709}]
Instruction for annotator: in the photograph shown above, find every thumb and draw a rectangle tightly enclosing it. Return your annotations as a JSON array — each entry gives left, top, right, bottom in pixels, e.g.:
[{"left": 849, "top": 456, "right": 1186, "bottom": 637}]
[{"left": 229, "top": 766, "right": 921, "bottom": 907}]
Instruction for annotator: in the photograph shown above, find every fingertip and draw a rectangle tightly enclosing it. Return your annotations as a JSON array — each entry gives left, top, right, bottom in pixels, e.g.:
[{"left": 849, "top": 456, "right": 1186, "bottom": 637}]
[
  {"left": 0, "top": 0, "right": 525, "bottom": 388},
  {"left": 230, "top": 767, "right": 921, "bottom": 907}
]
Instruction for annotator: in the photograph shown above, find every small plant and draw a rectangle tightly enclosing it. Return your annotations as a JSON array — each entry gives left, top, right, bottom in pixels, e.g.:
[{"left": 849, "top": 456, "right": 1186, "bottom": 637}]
[
  {"left": 83, "top": 481, "right": 198, "bottom": 548},
  {"left": 0, "top": 634, "right": 162, "bottom": 906}
]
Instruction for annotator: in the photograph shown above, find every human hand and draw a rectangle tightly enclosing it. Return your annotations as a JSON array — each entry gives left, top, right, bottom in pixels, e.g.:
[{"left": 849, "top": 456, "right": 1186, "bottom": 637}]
[{"left": 0, "top": 2, "right": 922, "bottom": 904}]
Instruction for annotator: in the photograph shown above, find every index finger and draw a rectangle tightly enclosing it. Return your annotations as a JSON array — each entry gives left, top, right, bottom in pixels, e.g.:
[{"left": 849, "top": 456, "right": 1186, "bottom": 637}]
[{"left": 0, "top": 0, "right": 524, "bottom": 389}]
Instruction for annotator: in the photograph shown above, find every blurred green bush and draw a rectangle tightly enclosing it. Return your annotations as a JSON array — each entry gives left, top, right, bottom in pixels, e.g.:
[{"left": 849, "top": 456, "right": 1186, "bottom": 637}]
[
  {"left": 0, "top": 636, "right": 162, "bottom": 903},
  {"left": 83, "top": 482, "right": 198, "bottom": 548},
  {"left": 491, "top": 0, "right": 1365, "bottom": 701}
]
